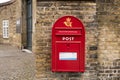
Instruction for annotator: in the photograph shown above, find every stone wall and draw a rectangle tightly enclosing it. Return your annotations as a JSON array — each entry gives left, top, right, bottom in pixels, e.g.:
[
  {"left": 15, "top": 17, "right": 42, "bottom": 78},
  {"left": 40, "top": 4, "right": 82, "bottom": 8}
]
[
  {"left": 21, "top": 0, "right": 27, "bottom": 48},
  {"left": 0, "top": 0, "right": 22, "bottom": 48},
  {"left": 35, "top": 1, "right": 97, "bottom": 80},
  {"left": 0, "top": 0, "right": 120, "bottom": 80},
  {"left": 97, "top": 0, "right": 120, "bottom": 79}
]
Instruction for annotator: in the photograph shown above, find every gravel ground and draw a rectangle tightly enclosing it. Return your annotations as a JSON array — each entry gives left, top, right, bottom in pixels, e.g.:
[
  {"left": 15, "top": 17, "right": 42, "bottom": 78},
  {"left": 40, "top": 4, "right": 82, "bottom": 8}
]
[{"left": 0, "top": 45, "right": 35, "bottom": 80}]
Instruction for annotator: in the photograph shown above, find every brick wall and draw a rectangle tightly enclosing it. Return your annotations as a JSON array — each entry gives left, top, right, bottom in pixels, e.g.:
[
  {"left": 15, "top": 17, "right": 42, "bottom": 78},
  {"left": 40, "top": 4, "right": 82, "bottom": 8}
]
[
  {"left": 97, "top": 0, "right": 120, "bottom": 79},
  {"left": 35, "top": 1, "right": 97, "bottom": 80}
]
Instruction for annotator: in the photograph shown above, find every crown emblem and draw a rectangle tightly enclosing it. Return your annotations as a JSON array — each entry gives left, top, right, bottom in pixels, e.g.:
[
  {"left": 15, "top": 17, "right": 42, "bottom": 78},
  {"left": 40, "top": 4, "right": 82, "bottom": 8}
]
[{"left": 64, "top": 17, "right": 72, "bottom": 27}]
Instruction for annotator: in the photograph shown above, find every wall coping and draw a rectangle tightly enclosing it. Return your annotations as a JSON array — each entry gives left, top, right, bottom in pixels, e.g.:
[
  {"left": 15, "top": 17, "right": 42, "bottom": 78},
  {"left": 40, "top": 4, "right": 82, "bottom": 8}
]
[{"left": 0, "top": 0, "right": 15, "bottom": 7}]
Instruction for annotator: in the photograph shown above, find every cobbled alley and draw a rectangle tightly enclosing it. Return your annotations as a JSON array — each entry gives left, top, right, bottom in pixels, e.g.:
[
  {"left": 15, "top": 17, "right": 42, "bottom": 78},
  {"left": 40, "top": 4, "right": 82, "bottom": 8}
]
[{"left": 0, "top": 45, "right": 35, "bottom": 80}]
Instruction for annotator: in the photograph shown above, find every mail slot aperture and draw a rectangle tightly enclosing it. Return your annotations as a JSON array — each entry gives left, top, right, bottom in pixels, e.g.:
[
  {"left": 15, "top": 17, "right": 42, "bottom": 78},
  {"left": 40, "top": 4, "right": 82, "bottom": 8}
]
[{"left": 55, "top": 29, "right": 81, "bottom": 35}]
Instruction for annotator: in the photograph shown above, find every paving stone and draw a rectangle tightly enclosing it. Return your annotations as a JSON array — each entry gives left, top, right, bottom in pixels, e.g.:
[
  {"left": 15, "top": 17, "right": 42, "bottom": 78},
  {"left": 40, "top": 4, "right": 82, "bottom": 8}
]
[{"left": 0, "top": 45, "right": 35, "bottom": 80}]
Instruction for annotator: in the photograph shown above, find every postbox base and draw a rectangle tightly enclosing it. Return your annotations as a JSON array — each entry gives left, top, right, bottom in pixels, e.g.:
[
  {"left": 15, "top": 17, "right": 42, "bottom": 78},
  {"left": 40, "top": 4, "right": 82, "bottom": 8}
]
[{"left": 52, "top": 69, "right": 85, "bottom": 72}]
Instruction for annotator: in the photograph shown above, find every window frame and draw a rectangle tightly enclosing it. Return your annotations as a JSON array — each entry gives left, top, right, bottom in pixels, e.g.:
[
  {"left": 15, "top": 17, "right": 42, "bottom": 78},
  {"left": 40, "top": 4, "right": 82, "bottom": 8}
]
[{"left": 2, "top": 20, "right": 9, "bottom": 38}]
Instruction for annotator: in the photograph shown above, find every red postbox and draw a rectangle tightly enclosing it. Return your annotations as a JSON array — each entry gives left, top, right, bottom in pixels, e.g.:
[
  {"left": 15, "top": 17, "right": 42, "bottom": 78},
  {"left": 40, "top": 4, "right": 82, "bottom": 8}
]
[{"left": 52, "top": 16, "right": 85, "bottom": 72}]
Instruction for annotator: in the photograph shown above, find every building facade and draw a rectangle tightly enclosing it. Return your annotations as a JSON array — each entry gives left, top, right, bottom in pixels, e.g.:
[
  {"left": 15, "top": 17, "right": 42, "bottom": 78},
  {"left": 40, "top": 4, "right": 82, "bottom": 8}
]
[
  {"left": 0, "top": 0, "right": 120, "bottom": 80},
  {"left": 0, "top": 0, "right": 22, "bottom": 47}
]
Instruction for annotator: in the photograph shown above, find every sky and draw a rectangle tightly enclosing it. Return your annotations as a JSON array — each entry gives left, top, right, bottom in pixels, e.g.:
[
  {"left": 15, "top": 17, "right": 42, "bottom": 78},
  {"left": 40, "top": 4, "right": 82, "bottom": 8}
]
[{"left": 0, "top": 0, "right": 11, "bottom": 3}]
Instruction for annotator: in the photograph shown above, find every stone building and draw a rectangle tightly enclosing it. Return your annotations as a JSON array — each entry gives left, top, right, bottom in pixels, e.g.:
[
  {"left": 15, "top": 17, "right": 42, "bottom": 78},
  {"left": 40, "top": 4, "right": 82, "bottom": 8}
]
[
  {"left": 0, "top": 0, "right": 22, "bottom": 47},
  {"left": 0, "top": 0, "right": 120, "bottom": 80}
]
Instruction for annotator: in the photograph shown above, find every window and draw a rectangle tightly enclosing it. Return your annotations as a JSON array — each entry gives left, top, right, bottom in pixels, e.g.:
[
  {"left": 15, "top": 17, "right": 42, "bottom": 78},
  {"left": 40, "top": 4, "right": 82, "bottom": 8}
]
[{"left": 3, "top": 20, "right": 9, "bottom": 38}]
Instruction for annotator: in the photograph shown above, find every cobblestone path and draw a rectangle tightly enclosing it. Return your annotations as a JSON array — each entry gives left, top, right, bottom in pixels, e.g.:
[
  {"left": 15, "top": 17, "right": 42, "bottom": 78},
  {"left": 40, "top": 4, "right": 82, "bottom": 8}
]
[{"left": 0, "top": 45, "right": 35, "bottom": 80}]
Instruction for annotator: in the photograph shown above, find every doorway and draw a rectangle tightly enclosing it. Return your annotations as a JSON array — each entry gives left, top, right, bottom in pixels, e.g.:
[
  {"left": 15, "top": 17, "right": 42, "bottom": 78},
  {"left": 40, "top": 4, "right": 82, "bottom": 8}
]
[{"left": 26, "top": 0, "right": 32, "bottom": 50}]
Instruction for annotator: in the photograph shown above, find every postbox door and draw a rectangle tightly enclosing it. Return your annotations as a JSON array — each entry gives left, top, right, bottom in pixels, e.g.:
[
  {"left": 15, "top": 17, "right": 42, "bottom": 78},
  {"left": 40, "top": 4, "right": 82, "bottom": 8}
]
[{"left": 55, "top": 41, "right": 81, "bottom": 72}]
